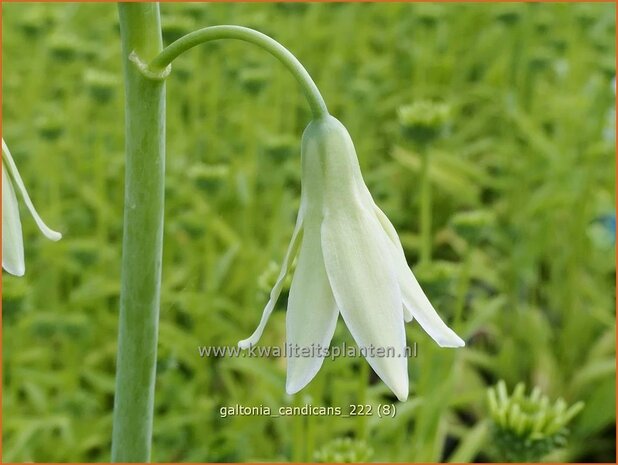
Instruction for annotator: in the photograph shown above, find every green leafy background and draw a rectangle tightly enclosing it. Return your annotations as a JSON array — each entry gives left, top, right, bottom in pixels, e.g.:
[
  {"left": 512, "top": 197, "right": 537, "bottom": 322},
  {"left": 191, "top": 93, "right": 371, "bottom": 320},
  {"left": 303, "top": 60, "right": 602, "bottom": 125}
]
[{"left": 2, "top": 2, "right": 615, "bottom": 462}]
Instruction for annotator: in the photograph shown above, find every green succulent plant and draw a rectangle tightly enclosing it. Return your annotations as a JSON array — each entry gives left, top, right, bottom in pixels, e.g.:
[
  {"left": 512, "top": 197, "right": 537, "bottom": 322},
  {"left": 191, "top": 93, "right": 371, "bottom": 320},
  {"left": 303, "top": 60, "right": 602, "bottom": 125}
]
[
  {"left": 488, "top": 380, "right": 584, "bottom": 462},
  {"left": 398, "top": 100, "right": 451, "bottom": 144}
]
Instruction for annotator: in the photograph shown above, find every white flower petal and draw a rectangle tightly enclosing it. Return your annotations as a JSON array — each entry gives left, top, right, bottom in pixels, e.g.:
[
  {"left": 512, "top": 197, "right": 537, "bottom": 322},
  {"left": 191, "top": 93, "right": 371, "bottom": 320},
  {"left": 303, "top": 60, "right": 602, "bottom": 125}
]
[
  {"left": 285, "top": 223, "right": 339, "bottom": 394},
  {"left": 373, "top": 204, "right": 465, "bottom": 348},
  {"left": 3, "top": 163, "right": 25, "bottom": 276},
  {"left": 2, "top": 139, "right": 61, "bottom": 241},
  {"left": 321, "top": 205, "right": 409, "bottom": 401},
  {"left": 370, "top": 205, "right": 415, "bottom": 323},
  {"left": 238, "top": 211, "right": 304, "bottom": 349}
]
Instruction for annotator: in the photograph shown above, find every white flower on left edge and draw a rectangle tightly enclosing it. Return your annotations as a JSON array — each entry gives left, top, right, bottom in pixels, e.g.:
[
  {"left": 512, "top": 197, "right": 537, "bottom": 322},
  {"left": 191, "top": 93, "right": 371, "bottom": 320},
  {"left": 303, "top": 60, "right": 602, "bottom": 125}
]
[
  {"left": 2, "top": 139, "right": 61, "bottom": 276},
  {"left": 238, "top": 115, "right": 464, "bottom": 401}
]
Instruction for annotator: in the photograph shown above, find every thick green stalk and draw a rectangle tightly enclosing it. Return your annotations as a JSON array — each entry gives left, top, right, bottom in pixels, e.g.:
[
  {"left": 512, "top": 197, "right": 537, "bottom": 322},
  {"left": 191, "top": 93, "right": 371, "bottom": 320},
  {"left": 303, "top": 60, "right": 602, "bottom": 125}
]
[
  {"left": 148, "top": 25, "right": 328, "bottom": 119},
  {"left": 112, "top": 3, "right": 166, "bottom": 462}
]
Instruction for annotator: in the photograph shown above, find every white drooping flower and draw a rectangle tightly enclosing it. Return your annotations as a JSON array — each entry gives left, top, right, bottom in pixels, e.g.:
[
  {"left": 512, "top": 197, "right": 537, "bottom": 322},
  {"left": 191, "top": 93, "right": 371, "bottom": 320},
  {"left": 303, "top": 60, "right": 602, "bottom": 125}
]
[
  {"left": 2, "top": 139, "right": 62, "bottom": 276},
  {"left": 239, "top": 116, "right": 464, "bottom": 401}
]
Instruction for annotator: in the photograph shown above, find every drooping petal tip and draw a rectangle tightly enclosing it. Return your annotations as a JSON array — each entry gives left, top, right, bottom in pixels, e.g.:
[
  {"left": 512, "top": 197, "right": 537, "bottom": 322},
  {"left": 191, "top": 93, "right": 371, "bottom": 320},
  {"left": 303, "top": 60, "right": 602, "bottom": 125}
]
[
  {"left": 3, "top": 260, "right": 25, "bottom": 277},
  {"left": 2, "top": 139, "right": 63, "bottom": 242},
  {"left": 437, "top": 331, "right": 466, "bottom": 348},
  {"left": 238, "top": 212, "right": 304, "bottom": 351},
  {"left": 237, "top": 339, "right": 253, "bottom": 350},
  {"left": 286, "top": 374, "right": 311, "bottom": 396},
  {"left": 392, "top": 376, "right": 409, "bottom": 402},
  {"left": 371, "top": 204, "right": 465, "bottom": 349}
]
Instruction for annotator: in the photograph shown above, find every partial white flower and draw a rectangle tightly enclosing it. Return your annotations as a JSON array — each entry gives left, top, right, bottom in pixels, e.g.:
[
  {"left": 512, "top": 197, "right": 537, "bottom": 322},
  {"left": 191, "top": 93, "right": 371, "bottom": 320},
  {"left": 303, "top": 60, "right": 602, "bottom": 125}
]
[
  {"left": 238, "top": 116, "right": 464, "bottom": 401},
  {"left": 2, "top": 139, "right": 61, "bottom": 276}
]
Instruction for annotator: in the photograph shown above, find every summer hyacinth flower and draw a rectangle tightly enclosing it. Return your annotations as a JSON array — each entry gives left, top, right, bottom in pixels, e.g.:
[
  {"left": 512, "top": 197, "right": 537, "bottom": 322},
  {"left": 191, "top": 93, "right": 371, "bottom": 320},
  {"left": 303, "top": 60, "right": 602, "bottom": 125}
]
[
  {"left": 2, "top": 139, "right": 61, "bottom": 276},
  {"left": 239, "top": 116, "right": 464, "bottom": 401}
]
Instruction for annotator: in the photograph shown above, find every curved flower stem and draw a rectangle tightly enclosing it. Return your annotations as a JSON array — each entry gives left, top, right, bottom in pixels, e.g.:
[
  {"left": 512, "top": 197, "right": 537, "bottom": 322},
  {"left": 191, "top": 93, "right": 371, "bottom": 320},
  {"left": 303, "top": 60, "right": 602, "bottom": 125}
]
[
  {"left": 148, "top": 25, "right": 329, "bottom": 119},
  {"left": 112, "top": 3, "right": 166, "bottom": 462}
]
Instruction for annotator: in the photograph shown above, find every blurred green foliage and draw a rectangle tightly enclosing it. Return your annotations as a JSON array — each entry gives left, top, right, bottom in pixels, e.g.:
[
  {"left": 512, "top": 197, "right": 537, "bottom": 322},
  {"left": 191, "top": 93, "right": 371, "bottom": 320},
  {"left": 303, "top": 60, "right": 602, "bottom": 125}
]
[{"left": 2, "top": 2, "right": 615, "bottom": 462}]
